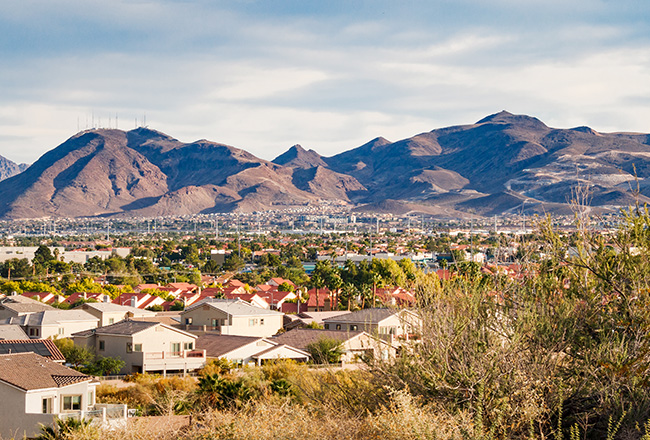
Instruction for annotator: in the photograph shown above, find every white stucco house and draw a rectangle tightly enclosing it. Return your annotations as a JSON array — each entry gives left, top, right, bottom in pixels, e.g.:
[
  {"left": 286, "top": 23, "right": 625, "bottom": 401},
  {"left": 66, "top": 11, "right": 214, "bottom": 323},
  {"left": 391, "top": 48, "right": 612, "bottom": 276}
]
[
  {"left": 0, "top": 352, "right": 127, "bottom": 439},
  {"left": 180, "top": 298, "right": 284, "bottom": 338}
]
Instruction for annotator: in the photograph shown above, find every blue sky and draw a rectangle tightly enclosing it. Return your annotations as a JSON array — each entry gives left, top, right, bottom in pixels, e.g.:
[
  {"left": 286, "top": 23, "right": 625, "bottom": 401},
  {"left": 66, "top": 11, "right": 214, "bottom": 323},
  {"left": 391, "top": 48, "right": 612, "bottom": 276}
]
[{"left": 1, "top": 0, "right": 649, "bottom": 164}]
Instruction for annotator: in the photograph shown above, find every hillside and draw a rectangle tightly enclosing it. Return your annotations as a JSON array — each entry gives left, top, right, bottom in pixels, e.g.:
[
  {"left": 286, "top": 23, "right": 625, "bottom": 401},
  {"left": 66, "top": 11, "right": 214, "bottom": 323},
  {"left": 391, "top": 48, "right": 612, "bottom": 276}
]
[{"left": 1, "top": 111, "right": 649, "bottom": 218}]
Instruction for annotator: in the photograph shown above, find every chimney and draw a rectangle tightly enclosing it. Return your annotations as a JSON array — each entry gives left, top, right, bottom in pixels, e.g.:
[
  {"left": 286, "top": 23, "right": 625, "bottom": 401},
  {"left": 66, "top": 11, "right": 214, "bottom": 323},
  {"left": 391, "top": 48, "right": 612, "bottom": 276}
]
[{"left": 130, "top": 296, "right": 137, "bottom": 308}]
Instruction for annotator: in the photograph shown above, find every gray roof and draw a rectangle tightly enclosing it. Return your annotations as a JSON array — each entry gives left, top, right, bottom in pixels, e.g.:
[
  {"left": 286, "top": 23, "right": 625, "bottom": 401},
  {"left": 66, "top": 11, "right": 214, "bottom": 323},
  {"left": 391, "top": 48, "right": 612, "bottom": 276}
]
[
  {"left": 73, "top": 319, "right": 158, "bottom": 337},
  {"left": 271, "top": 328, "right": 364, "bottom": 350},
  {"left": 0, "top": 324, "right": 30, "bottom": 340},
  {"left": 322, "top": 308, "right": 397, "bottom": 324},
  {"left": 184, "top": 298, "right": 283, "bottom": 317},
  {"left": 78, "top": 302, "right": 155, "bottom": 315},
  {"left": 0, "top": 296, "right": 54, "bottom": 314},
  {"left": 7, "top": 310, "right": 99, "bottom": 326}
]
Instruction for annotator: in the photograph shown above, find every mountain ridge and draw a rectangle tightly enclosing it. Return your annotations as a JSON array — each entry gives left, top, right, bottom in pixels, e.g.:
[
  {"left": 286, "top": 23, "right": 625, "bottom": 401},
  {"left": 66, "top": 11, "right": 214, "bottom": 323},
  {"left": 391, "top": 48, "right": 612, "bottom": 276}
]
[{"left": 1, "top": 111, "right": 649, "bottom": 219}]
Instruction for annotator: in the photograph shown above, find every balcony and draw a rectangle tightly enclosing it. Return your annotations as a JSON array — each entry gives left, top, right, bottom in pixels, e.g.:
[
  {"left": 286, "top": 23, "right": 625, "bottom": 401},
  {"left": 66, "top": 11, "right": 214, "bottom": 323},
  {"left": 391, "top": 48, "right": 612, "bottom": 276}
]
[{"left": 139, "top": 349, "right": 207, "bottom": 373}]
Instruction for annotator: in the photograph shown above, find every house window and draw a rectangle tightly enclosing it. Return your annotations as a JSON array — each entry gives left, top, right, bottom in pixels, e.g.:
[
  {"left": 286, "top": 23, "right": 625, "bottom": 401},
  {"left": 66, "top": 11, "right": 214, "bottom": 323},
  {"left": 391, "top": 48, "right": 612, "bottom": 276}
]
[
  {"left": 336, "top": 324, "right": 342, "bottom": 330},
  {"left": 62, "top": 395, "right": 82, "bottom": 412},
  {"left": 211, "top": 318, "right": 218, "bottom": 327},
  {"left": 171, "top": 343, "right": 181, "bottom": 355},
  {"left": 58, "top": 328, "right": 64, "bottom": 335},
  {"left": 29, "top": 328, "right": 39, "bottom": 337},
  {"left": 324, "top": 324, "right": 330, "bottom": 329},
  {"left": 88, "top": 391, "right": 95, "bottom": 406},
  {"left": 108, "top": 318, "right": 115, "bottom": 324},
  {"left": 249, "top": 318, "right": 256, "bottom": 326},
  {"left": 260, "top": 318, "right": 264, "bottom": 325},
  {"left": 185, "top": 317, "right": 193, "bottom": 325},
  {"left": 126, "top": 342, "right": 133, "bottom": 353},
  {"left": 134, "top": 344, "right": 142, "bottom": 352},
  {"left": 99, "top": 340, "right": 105, "bottom": 351},
  {"left": 350, "top": 325, "right": 358, "bottom": 331},
  {"left": 42, "top": 397, "right": 53, "bottom": 414},
  {"left": 184, "top": 342, "right": 193, "bottom": 350}
]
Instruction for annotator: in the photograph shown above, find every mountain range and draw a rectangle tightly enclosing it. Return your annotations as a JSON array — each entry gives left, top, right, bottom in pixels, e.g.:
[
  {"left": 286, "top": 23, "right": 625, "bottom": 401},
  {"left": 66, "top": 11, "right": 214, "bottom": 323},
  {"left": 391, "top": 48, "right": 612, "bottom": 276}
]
[
  {"left": 1, "top": 110, "right": 649, "bottom": 219},
  {"left": 0, "top": 155, "right": 29, "bottom": 182}
]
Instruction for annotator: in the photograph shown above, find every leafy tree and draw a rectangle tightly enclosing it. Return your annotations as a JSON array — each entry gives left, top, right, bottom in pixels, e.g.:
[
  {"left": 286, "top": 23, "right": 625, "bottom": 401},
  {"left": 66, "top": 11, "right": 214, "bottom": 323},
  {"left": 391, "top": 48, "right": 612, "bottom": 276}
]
[
  {"left": 222, "top": 254, "right": 245, "bottom": 272},
  {"left": 170, "top": 301, "right": 185, "bottom": 311},
  {"left": 306, "top": 337, "right": 344, "bottom": 364},
  {"left": 87, "top": 356, "right": 125, "bottom": 376}
]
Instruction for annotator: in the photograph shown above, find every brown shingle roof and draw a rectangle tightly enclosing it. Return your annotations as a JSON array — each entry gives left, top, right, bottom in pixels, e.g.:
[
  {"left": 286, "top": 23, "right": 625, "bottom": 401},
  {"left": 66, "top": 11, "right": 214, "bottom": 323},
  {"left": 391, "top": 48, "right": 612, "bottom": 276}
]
[
  {"left": 271, "top": 328, "right": 363, "bottom": 351},
  {"left": 196, "top": 334, "right": 263, "bottom": 357},
  {"left": 0, "top": 352, "right": 90, "bottom": 391}
]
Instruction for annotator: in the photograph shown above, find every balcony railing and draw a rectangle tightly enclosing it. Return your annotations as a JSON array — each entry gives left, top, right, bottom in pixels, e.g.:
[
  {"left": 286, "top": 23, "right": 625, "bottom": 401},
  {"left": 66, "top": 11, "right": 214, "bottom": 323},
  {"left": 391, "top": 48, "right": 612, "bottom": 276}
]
[
  {"left": 59, "top": 404, "right": 128, "bottom": 424},
  {"left": 144, "top": 349, "right": 206, "bottom": 360}
]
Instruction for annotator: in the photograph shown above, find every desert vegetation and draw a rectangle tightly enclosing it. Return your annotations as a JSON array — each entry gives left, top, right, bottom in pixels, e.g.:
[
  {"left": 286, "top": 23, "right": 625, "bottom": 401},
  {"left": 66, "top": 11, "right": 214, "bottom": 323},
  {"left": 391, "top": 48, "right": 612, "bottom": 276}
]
[{"left": 26, "top": 208, "right": 650, "bottom": 439}]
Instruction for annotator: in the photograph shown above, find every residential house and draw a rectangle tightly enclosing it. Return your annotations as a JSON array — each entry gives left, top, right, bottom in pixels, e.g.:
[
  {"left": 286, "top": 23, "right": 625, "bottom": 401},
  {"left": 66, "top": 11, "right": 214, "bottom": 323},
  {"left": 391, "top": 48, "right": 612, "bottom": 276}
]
[
  {"left": 305, "top": 287, "right": 334, "bottom": 311},
  {"left": 112, "top": 293, "right": 166, "bottom": 310},
  {"left": 180, "top": 298, "right": 284, "bottom": 337},
  {"left": 266, "top": 277, "right": 295, "bottom": 288},
  {"left": 76, "top": 302, "right": 155, "bottom": 327},
  {"left": 0, "top": 295, "right": 55, "bottom": 321},
  {"left": 322, "top": 308, "right": 421, "bottom": 342},
  {"left": 271, "top": 328, "right": 396, "bottom": 363},
  {"left": 1, "top": 309, "right": 99, "bottom": 339},
  {"left": 223, "top": 292, "right": 270, "bottom": 309},
  {"left": 196, "top": 334, "right": 309, "bottom": 366},
  {"left": 0, "top": 352, "right": 126, "bottom": 439},
  {"left": 73, "top": 320, "right": 206, "bottom": 375}
]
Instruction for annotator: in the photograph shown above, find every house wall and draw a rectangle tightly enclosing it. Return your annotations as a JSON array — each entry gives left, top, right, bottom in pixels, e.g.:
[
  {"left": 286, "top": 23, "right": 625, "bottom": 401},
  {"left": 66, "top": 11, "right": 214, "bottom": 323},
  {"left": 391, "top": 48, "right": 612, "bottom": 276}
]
[
  {"left": 29, "top": 318, "right": 99, "bottom": 340},
  {"left": 210, "top": 339, "right": 275, "bottom": 365},
  {"left": 181, "top": 305, "right": 283, "bottom": 337},
  {"left": 0, "top": 380, "right": 95, "bottom": 439},
  {"left": 85, "top": 326, "right": 199, "bottom": 374}
]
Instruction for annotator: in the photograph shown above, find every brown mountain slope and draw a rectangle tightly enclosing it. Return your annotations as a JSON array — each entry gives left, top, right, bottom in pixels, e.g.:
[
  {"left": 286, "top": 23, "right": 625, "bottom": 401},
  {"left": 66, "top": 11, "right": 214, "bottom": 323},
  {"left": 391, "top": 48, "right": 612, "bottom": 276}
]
[{"left": 2, "top": 111, "right": 650, "bottom": 219}]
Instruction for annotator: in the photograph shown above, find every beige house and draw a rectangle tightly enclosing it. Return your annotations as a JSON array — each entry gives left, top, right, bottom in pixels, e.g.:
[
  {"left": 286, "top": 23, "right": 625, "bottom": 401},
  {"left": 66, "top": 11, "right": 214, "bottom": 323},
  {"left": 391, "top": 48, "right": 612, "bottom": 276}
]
[
  {"left": 77, "top": 302, "right": 155, "bottom": 326},
  {"left": 1, "top": 309, "right": 100, "bottom": 339},
  {"left": 196, "top": 334, "right": 309, "bottom": 366},
  {"left": 73, "top": 320, "right": 206, "bottom": 375},
  {"left": 0, "top": 352, "right": 126, "bottom": 439},
  {"left": 180, "top": 299, "right": 284, "bottom": 337},
  {"left": 0, "top": 295, "right": 54, "bottom": 321},
  {"left": 272, "top": 328, "right": 397, "bottom": 363},
  {"left": 322, "top": 308, "right": 421, "bottom": 343}
]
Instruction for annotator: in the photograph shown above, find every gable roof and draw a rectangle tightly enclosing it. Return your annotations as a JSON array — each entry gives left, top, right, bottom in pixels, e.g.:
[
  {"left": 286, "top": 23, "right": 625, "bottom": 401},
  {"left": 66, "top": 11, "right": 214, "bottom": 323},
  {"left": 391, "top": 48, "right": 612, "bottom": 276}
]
[
  {"left": 195, "top": 334, "right": 264, "bottom": 357},
  {"left": 322, "top": 308, "right": 398, "bottom": 324},
  {"left": 0, "top": 339, "right": 65, "bottom": 361},
  {"left": 0, "top": 352, "right": 90, "bottom": 391},
  {"left": 72, "top": 319, "right": 158, "bottom": 337},
  {"left": 78, "top": 302, "right": 155, "bottom": 316},
  {"left": 271, "top": 328, "right": 364, "bottom": 350}
]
